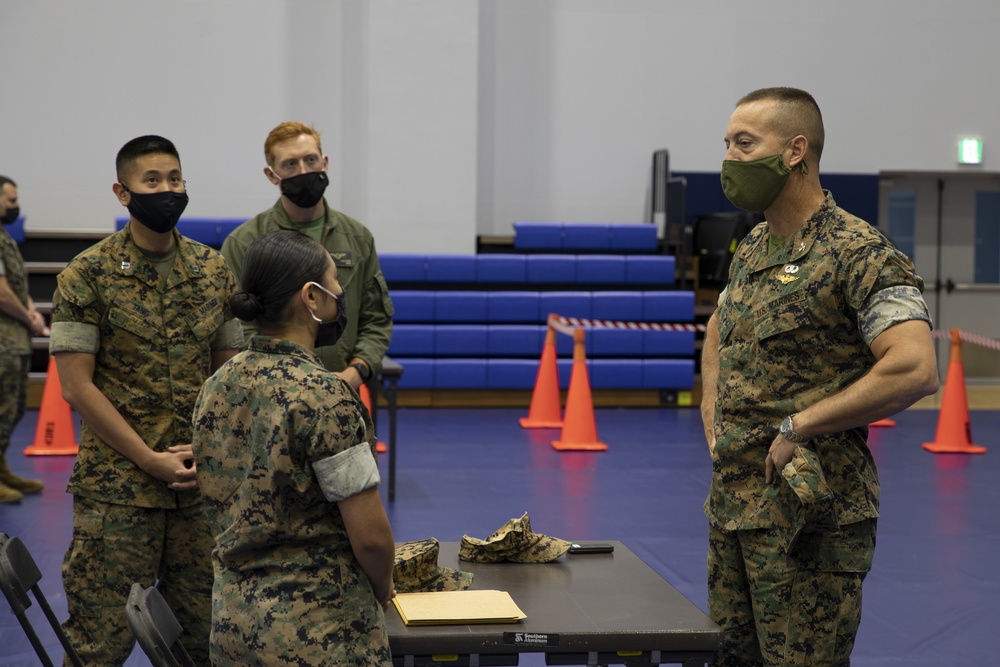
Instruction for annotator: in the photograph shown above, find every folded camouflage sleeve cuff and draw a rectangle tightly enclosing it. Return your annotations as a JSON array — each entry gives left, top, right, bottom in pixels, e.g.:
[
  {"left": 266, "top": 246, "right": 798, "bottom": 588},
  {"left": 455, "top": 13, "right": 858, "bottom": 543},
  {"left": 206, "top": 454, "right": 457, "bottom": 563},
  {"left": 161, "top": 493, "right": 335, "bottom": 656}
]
[
  {"left": 857, "top": 285, "right": 931, "bottom": 346},
  {"left": 48, "top": 321, "right": 100, "bottom": 355},
  {"left": 313, "top": 442, "right": 380, "bottom": 502},
  {"left": 210, "top": 318, "right": 245, "bottom": 351}
]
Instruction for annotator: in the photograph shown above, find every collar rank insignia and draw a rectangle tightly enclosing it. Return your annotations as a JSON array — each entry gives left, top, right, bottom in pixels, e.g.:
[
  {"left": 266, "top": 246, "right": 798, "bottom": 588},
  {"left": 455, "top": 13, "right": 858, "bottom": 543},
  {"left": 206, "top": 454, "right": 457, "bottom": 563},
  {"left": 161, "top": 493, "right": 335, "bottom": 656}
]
[
  {"left": 797, "top": 242, "right": 806, "bottom": 253},
  {"left": 121, "top": 260, "right": 131, "bottom": 271}
]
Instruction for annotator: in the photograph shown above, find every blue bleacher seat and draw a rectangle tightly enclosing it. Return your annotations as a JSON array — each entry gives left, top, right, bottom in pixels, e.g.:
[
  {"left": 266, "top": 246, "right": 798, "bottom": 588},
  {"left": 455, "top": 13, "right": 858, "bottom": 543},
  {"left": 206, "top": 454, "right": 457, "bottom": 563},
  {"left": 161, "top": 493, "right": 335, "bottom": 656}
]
[
  {"left": 641, "top": 359, "right": 695, "bottom": 389},
  {"left": 589, "top": 328, "right": 643, "bottom": 357},
  {"left": 487, "top": 325, "right": 546, "bottom": 357},
  {"left": 589, "top": 359, "right": 645, "bottom": 389},
  {"left": 380, "top": 254, "right": 427, "bottom": 282},
  {"left": 540, "top": 291, "right": 592, "bottom": 320},
  {"left": 641, "top": 291, "right": 695, "bottom": 322},
  {"left": 624, "top": 255, "right": 675, "bottom": 285},
  {"left": 591, "top": 292, "right": 644, "bottom": 322},
  {"left": 562, "top": 224, "right": 611, "bottom": 250},
  {"left": 435, "top": 325, "right": 489, "bottom": 356},
  {"left": 476, "top": 255, "right": 528, "bottom": 283},
  {"left": 115, "top": 217, "right": 246, "bottom": 247},
  {"left": 387, "top": 324, "right": 435, "bottom": 356},
  {"left": 642, "top": 329, "right": 696, "bottom": 356},
  {"left": 526, "top": 255, "right": 576, "bottom": 283},
  {"left": 513, "top": 222, "right": 563, "bottom": 249},
  {"left": 425, "top": 254, "right": 477, "bottom": 282},
  {"left": 435, "top": 359, "right": 488, "bottom": 388},
  {"left": 394, "top": 359, "right": 435, "bottom": 389},
  {"left": 390, "top": 291, "right": 435, "bottom": 322},
  {"left": 487, "top": 359, "right": 539, "bottom": 389},
  {"left": 609, "top": 224, "right": 658, "bottom": 251},
  {"left": 434, "top": 292, "right": 488, "bottom": 322},
  {"left": 486, "top": 292, "right": 542, "bottom": 323},
  {"left": 576, "top": 255, "right": 626, "bottom": 284}
]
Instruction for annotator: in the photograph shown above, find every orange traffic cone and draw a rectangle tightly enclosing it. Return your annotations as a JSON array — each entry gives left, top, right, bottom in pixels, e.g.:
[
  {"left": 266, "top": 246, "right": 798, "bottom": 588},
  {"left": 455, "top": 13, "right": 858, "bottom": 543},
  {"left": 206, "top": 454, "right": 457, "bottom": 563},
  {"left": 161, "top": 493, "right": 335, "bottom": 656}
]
[
  {"left": 922, "top": 329, "right": 986, "bottom": 454},
  {"left": 358, "top": 384, "right": 387, "bottom": 453},
  {"left": 870, "top": 419, "right": 896, "bottom": 427},
  {"left": 519, "top": 326, "right": 563, "bottom": 429},
  {"left": 24, "top": 357, "right": 78, "bottom": 456},
  {"left": 552, "top": 329, "right": 607, "bottom": 451}
]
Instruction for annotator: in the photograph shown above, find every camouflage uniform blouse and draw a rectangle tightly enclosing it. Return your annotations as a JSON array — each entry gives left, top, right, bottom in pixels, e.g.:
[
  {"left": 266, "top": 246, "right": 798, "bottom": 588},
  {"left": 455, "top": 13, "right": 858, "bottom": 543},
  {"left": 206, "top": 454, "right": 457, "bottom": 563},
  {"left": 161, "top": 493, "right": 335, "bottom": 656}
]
[
  {"left": 705, "top": 193, "right": 930, "bottom": 535},
  {"left": 0, "top": 226, "right": 31, "bottom": 356},
  {"left": 191, "top": 336, "right": 389, "bottom": 666},
  {"left": 49, "top": 226, "right": 242, "bottom": 509},
  {"left": 221, "top": 199, "right": 394, "bottom": 375}
]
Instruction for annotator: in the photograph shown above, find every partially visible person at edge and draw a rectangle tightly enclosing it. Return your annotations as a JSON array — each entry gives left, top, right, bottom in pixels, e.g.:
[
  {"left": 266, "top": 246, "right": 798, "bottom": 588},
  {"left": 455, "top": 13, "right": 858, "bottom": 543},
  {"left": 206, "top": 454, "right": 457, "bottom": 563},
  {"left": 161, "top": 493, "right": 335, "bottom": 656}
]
[
  {"left": 700, "top": 87, "right": 939, "bottom": 666},
  {"left": 221, "top": 121, "right": 393, "bottom": 390},
  {"left": 193, "top": 229, "right": 395, "bottom": 666},
  {"left": 0, "top": 175, "right": 46, "bottom": 504},
  {"left": 49, "top": 136, "right": 243, "bottom": 666}
]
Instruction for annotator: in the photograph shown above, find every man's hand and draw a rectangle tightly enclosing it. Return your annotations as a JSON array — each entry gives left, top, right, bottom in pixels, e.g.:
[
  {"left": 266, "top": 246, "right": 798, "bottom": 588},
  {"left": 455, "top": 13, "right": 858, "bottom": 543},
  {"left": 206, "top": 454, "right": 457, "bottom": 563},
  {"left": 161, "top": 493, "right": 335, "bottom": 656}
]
[
  {"left": 142, "top": 444, "right": 199, "bottom": 491},
  {"left": 27, "top": 310, "right": 47, "bottom": 336},
  {"left": 335, "top": 366, "right": 364, "bottom": 391},
  {"left": 765, "top": 435, "right": 797, "bottom": 484}
]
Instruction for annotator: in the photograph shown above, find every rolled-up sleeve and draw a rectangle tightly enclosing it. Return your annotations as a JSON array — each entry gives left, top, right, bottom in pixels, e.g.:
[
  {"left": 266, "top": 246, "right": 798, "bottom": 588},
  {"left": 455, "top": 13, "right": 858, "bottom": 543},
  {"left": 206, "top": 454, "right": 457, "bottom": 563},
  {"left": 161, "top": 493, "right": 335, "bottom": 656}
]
[{"left": 313, "top": 443, "right": 380, "bottom": 502}]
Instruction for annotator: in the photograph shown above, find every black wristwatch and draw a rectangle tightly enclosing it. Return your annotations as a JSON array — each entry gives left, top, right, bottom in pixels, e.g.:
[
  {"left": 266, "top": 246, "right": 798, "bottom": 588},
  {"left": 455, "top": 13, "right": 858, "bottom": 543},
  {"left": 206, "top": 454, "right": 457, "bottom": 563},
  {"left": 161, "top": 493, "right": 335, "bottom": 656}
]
[
  {"left": 779, "top": 414, "right": 811, "bottom": 444},
  {"left": 350, "top": 362, "right": 371, "bottom": 383}
]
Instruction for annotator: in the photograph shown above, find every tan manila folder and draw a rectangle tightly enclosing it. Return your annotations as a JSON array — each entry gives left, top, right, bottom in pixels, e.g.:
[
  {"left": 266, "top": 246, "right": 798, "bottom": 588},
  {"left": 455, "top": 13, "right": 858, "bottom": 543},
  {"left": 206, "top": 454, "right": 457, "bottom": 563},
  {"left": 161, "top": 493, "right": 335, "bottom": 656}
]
[{"left": 392, "top": 590, "right": 527, "bottom": 626}]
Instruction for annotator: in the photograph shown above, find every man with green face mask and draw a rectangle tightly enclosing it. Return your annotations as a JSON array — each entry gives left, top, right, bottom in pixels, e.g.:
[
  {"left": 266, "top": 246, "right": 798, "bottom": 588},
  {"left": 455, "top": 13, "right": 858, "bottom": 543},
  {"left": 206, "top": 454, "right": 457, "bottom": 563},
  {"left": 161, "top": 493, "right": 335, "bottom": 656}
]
[{"left": 700, "top": 88, "right": 940, "bottom": 666}]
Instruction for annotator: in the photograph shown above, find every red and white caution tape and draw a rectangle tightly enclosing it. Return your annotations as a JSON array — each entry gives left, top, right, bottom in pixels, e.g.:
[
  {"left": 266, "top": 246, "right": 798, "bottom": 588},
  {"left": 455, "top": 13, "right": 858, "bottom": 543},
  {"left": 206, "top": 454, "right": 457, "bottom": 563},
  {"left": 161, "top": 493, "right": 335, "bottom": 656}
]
[
  {"left": 932, "top": 328, "right": 1000, "bottom": 352},
  {"left": 550, "top": 314, "right": 706, "bottom": 332}
]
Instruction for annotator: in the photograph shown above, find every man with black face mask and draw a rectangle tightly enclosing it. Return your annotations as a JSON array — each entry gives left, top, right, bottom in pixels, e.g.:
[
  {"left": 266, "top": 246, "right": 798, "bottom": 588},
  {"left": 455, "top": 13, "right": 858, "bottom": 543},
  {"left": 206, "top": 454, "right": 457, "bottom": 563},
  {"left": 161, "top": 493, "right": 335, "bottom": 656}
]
[
  {"left": 221, "top": 121, "right": 393, "bottom": 391},
  {"left": 48, "top": 136, "right": 244, "bottom": 666},
  {"left": 0, "top": 175, "right": 47, "bottom": 504},
  {"left": 701, "top": 88, "right": 939, "bottom": 666}
]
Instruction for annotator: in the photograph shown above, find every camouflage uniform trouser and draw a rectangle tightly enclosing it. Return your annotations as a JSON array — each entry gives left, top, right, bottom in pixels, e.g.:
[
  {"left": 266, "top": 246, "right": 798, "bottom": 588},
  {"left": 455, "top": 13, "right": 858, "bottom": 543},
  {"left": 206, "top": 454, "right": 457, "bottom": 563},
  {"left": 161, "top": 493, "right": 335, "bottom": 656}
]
[
  {"left": 0, "top": 354, "right": 29, "bottom": 460},
  {"left": 708, "top": 519, "right": 876, "bottom": 667},
  {"left": 61, "top": 496, "right": 213, "bottom": 667}
]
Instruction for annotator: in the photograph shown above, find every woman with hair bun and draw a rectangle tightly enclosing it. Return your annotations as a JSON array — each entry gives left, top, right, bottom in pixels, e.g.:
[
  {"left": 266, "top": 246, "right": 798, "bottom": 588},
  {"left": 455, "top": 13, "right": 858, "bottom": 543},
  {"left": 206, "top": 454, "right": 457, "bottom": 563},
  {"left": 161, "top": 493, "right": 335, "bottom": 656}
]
[{"left": 192, "top": 229, "right": 395, "bottom": 666}]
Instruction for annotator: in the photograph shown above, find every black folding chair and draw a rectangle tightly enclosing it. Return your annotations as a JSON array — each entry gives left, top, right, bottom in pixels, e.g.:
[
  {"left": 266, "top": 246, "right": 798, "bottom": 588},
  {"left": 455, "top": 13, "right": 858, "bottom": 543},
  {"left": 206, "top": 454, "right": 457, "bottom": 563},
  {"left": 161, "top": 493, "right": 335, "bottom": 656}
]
[
  {"left": 0, "top": 533, "right": 83, "bottom": 667},
  {"left": 125, "top": 582, "right": 195, "bottom": 667}
]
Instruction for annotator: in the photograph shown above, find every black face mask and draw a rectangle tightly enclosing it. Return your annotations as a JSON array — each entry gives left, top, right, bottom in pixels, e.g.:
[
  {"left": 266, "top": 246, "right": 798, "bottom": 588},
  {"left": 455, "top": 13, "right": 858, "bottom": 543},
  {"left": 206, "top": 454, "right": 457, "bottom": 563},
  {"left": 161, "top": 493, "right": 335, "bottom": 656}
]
[
  {"left": 0, "top": 207, "right": 20, "bottom": 226},
  {"left": 306, "top": 281, "right": 349, "bottom": 348},
  {"left": 124, "top": 188, "right": 189, "bottom": 234},
  {"left": 279, "top": 171, "right": 328, "bottom": 209}
]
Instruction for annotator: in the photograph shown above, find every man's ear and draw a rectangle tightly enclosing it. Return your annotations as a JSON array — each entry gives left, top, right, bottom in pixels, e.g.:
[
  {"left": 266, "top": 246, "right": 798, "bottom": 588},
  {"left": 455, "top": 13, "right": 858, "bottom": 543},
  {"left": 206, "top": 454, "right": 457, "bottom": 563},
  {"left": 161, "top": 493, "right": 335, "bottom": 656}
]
[
  {"left": 788, "top": 134, "right": 809, "bottom": 171},
  {"left": 264, "top": 165, "right": 281, "bottom": 185},
  {"left": 112, "top": 182, "right": 130, "bottom": 207}
]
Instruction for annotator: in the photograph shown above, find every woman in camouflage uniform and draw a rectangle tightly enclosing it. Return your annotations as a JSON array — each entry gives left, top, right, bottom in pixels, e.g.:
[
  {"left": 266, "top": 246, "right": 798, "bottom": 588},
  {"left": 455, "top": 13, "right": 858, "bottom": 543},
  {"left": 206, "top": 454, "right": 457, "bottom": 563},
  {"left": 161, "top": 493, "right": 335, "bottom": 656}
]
[{"left": 193, "top": 230, "right": 395, "bottom": 666}]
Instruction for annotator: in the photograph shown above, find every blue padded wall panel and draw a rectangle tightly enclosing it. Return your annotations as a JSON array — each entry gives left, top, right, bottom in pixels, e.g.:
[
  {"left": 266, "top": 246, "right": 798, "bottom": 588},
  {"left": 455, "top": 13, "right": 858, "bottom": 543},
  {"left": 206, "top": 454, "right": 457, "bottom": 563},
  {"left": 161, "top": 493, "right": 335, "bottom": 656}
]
[
  {"left": 392, "top": 358, "right": 435, "bottom": 388},
  {"left": 641, "top": 291, "right": 695, "bottom": 322},
  {"left": 556, "top": 333, "right": 575, "bottom": 358},
  {"left": 380, "top": 254, "right": 427, "bottom": 282},
  {"left": 576, "top": 255, "right": 626, "bottom": 284},
  {"left": 527, "top": 255, "right": 577, "bottom": 283},
  {"left": 435, "top": 326, "right": 489, "bottom": 356},
  {"left": 390, "top": 291, "right": 435, "bottom": 322},
  {"left": 7, "top": 217, "right": 25, "bottom": 243},
  {"left": 589, "top": 328, "right": 643, "bottom": 357},
  {"left": 487, "top": 326, "right": 546, "bottom": 357},
  {"left": 562, "top": 224, "right": 611, "bottom": 250},
  {"left": 487, "top": 359, "right": 539, "bottom": 389},
  {"left": 641, "top": 359, "right": 695, "bottom": 389},
  {"left": 591, "top": 292, "right": 643, "bottom": 322},
  {"left": 387, "top": 325, "right": 435, "bottom": 356},
  {"left": 589, "top": 359, "right": 644, "bottom": 389},
  {"left": 486, "top": 292, "right": 541, "bottom": 322},
  {"left": 557, "top": 358, "right": 573, "bottom": 387},
  {"left": 642, "top": 330, "right": 696, "bottom": 356},
  {"left": 425, "top": 254, "right": 476, "bottom": 282},
  {"left": 513, "top": 222, "right": 563, "bottom": 249},
  {"left": 540, "top": 292, "right": 592, "bottom": 320},
  {"left": 435, "top": 359, "right": 488, "bottom": 388},
  {"left": 434, "top": 292, "right": 488, "bottom": 323},
  {"left": 625, "top": 256, "right": 675, "bottom": 285},
  {"left": 476, "top": 255, "right": 528, "bottom": 283},
  {"left": 609, "top": 224, "right": 658, "bottom": 251}
]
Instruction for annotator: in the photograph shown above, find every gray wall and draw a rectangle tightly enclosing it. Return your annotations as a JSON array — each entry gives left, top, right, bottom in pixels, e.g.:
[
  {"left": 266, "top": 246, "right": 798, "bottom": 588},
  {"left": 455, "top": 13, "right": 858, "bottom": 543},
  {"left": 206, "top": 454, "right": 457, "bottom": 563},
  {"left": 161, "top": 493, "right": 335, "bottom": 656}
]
[{"left": 3, "top": 0, "right": 999, "bottom": 253}]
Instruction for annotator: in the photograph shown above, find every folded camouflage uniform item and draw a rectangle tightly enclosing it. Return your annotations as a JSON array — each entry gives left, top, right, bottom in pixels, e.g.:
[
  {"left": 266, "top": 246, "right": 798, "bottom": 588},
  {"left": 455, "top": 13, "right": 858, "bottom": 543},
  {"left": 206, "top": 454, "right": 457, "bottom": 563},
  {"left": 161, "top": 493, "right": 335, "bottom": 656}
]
[
  {"left": 780, "top": 446, "right": 841, "bottom": 552},
  {"left": 394, "top": 538, "right": 475, "bottom": 593},
  {"left": 459, "top": 512, "right": 571, "bottom": 563}
]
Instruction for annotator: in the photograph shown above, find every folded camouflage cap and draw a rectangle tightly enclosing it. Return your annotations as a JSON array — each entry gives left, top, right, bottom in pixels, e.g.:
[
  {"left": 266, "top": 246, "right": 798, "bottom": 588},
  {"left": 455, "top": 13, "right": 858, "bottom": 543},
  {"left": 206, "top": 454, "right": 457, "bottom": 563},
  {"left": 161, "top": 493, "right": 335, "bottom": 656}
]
[
  {"left": 394, "top": 538, "right": 474, "bottom": 593},
  {"left": 781, "top": 446, "right": 840, "bottom": 536},
  {"left": 459, "top": 512, "right": 571, "bottom": 563}
]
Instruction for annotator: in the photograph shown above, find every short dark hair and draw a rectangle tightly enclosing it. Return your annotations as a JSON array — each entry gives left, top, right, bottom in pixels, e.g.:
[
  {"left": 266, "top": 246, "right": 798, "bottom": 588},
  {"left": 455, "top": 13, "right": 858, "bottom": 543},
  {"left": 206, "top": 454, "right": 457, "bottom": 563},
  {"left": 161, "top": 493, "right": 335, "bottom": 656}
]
[
  {"left": 737, "top": 87, "right": 825, "bottom": 162},
  {"left": 0, "top": 175, "right": 16, "bottom": 190},
  {"left": 115, "top": 135, "right": 181, "bottom": 182},
  {"left": 230, "top": 230, "right": 331, "bottom": 326}
]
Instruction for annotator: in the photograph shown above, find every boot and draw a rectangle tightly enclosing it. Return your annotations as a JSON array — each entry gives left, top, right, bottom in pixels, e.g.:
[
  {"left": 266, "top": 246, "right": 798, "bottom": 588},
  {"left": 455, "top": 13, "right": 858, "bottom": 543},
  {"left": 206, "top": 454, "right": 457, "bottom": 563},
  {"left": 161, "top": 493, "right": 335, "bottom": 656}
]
[
  {"left": 0, "top": 458, "right": 43, "bottom": 494},
  {"left": 0, "top": 481, "right": 24, "bottom": 504}
]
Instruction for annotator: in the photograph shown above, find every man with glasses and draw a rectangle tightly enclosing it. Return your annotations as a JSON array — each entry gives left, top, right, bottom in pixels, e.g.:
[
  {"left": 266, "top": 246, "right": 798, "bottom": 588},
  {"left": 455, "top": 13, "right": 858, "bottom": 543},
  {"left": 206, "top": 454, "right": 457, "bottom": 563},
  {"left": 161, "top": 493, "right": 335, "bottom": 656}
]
[{"left": 222, "top": 122, "right": 393, "bottom": 389}]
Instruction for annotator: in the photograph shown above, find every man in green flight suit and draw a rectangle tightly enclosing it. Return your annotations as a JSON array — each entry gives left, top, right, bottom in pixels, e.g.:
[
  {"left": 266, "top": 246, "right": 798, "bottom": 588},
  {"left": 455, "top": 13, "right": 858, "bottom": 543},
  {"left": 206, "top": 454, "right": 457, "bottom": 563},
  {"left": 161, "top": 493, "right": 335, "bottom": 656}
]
[
  {"left": 221, "top": 121, "right": 393, "bottom": 389},
  {"left": 49, "top": 136, "right": 243, "bottom": 666}
]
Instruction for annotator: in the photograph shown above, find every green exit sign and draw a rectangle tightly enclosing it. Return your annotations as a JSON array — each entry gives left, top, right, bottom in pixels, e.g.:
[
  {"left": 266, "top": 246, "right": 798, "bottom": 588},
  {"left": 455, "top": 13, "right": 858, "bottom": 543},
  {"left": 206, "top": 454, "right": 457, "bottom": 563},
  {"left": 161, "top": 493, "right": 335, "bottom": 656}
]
[{"left": 958, "top": 136, "right": 983, "bottom": 165}]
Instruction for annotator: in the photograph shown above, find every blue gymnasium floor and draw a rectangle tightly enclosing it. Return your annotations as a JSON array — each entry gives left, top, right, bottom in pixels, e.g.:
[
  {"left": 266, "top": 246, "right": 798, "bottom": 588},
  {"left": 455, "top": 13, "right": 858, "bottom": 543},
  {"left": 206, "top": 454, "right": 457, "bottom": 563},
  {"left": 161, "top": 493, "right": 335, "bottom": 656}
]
[{"left": 1, "top": 407, "right": 998, "bottom": 666}]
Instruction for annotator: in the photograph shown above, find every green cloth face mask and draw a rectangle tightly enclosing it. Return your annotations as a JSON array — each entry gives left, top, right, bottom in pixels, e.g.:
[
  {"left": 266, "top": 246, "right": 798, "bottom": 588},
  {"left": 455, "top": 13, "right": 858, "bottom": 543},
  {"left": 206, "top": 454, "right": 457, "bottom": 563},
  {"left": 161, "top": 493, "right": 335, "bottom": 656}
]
[{"left": 720, "top": 153, "right": 796, "bottom": 212}]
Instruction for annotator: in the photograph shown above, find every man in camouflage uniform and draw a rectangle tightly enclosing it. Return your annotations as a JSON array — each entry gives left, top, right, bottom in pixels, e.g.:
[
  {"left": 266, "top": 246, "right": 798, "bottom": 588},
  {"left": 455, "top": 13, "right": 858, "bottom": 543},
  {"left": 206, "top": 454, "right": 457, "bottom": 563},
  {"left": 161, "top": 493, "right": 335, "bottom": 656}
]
[
  {"left": 0, "top": 175, "right": 47, "bottom": 503},
  {"left": 221, "top": 121, "right": 393, "bottom": 390},
  {"left": 193, "top": 230, "right": 394, "bottom": 666},
  {"left": 49, "top": 136, "right": 243, "bottom": 666},
  {"left": 701, "top": 88, "right": 939, "bottom": 666}
]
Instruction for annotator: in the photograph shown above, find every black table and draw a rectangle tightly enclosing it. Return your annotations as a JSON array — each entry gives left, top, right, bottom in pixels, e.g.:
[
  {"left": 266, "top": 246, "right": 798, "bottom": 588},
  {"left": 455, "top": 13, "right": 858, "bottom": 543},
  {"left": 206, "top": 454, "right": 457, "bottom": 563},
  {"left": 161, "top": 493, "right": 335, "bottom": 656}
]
[
  {"left": 387, "top": 542, "right": 721, "bottom": 666},
  {"left": 368, "top": 355, "right": 403, "bottom": 501}
]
